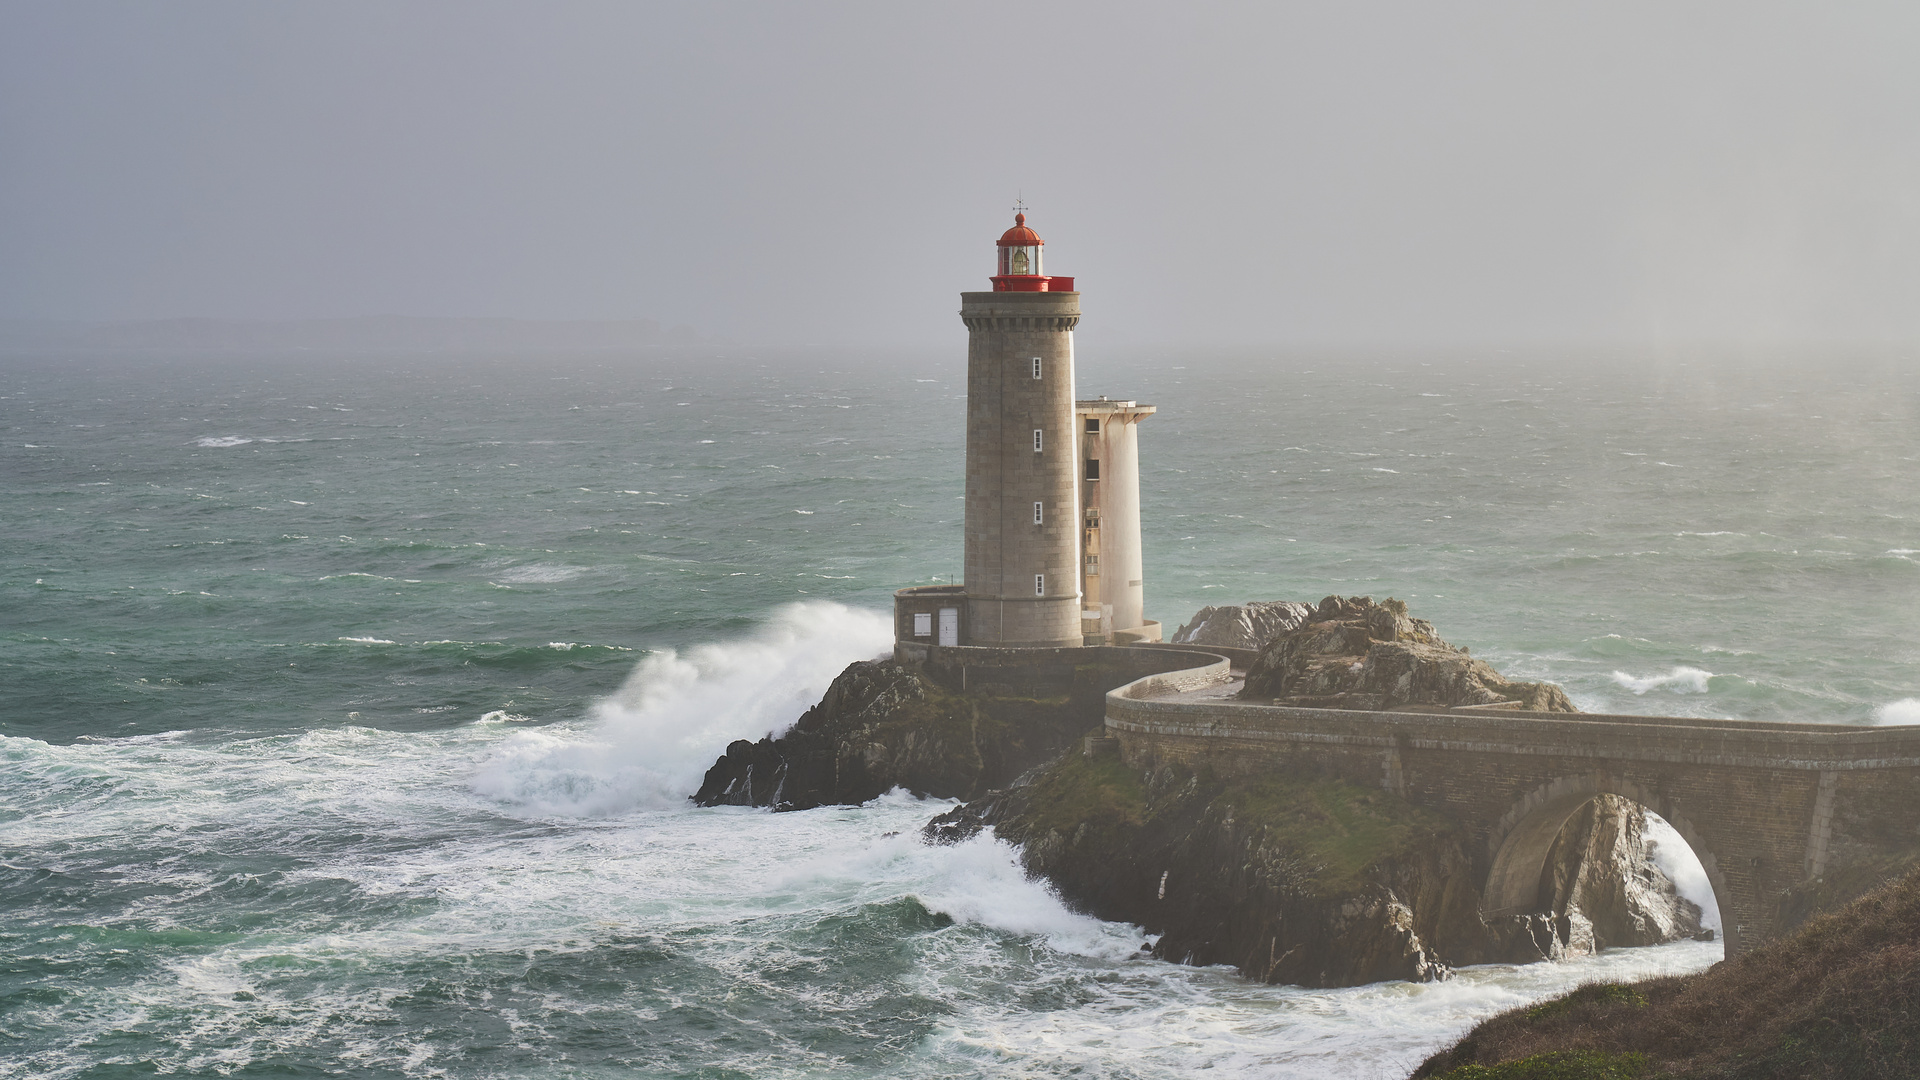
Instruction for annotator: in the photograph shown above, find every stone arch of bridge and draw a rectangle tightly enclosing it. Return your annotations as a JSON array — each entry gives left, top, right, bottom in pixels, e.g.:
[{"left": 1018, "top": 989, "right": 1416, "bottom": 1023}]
[{"left": 1481, "top": 771, "right": 1738, "bottom": 955}]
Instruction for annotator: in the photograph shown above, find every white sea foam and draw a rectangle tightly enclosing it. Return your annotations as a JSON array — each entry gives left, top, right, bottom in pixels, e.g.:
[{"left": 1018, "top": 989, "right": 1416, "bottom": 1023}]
[
  {"left": 493, "top": 563, "right": 586, "bottom": 584},
  {"left": 1611, "top": 666, "right": 1715, "bottom": 695},
  {"left": 1872, "top": 698, "right": 1920, "bottom": 725},
  {"left": 194, "top": 436, "right": 252, "bottom": 447},
  {"left": 470, "top": 601, "right": 893, "bottom": 815},
  {"left": 909, "top": 829, "right": 1145, "bottom": 960},
  {"left": 1, "top": 712, "right": 1728, "bottom": 1080},
  {"left": 336, "top": 636, "right": 396, "bottom": 645}
]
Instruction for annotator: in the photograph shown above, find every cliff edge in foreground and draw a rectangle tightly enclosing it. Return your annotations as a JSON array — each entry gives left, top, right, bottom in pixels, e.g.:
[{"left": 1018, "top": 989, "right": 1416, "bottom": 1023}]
[{"left": 1413, "top": 864, "right": 1920, "bottom": 1079}]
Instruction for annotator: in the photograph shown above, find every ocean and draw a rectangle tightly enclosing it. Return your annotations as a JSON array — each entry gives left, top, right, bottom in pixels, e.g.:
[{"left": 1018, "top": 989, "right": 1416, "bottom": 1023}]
[{"left": 2, "top": 346, "right": 1915, "bottom": 1078}]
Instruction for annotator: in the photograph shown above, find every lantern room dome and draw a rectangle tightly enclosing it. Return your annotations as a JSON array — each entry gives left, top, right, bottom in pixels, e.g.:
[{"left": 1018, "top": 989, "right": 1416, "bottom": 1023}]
[{"left": 997, "top": 212, "right": 1043, "bottom": 247}]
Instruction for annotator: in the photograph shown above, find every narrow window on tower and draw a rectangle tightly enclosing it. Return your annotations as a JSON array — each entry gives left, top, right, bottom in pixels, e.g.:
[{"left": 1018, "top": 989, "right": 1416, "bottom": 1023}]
[
  {"left": 1085, "top": 417, "right": 1100, "bottom": 433},
  {"left": 1085, "top": 459, "right": 1100, "bottom": 480},
  {"left": 1033, "top": 429, "right": 1043, "bottom": 452},
  {"left": 1031, "top": 357, "right": 1043, "bottom": 379},
  {"left": 1033, "top": 501, "right": 1043, "bottom": 525},
  {"left": 1035, "top": 574, "right": 1045, "bottom": 596}
]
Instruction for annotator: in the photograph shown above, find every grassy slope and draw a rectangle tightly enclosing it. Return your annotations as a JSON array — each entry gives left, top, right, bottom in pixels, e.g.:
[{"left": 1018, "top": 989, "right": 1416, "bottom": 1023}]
[
  {"left": 1415, "top": 865, "right": 1920, "bottom": 1079},
  {"left": 1008, "top": 752, "right": 1460, "bottom": 897}
]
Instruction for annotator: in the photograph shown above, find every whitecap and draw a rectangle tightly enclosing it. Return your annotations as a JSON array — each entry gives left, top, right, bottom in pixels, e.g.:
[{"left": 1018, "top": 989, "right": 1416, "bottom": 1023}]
[
  {"left": 1611, "top": 666, "right": 1715, "bottom": 694},
  {"left": 194, "top": 436, "right": 252, "bottom": 448},
  {"left": 337, "top": 636, "right": 396, "bottom": 645},
  {"left": 493, "top": 563, "right": 585, "bottom": 584}
]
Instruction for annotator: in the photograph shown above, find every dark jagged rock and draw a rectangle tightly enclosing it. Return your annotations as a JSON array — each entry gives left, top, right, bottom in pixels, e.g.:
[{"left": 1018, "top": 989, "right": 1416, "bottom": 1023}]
[
  {"left": 1240, "top": 595, "right": 1577, "bottom": 712},
  {"left": 693, "top": 658, "right": 1094, "bottom": 811},
  {"left": 927, "top": 756, "right": 1702, "bottom": 988},
  {"left": 1171, "top": 601, "right": 1315, "bottom": 651}
]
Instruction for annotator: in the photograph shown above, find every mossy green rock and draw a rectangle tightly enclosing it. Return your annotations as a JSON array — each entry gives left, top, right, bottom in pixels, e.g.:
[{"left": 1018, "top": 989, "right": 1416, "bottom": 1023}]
[{"left": 928, "top": 752, "right": 1492, "bottom": 986}]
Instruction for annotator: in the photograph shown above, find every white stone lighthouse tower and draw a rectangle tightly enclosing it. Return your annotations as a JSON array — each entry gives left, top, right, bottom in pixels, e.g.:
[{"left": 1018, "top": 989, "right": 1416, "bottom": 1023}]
[{"left": 957, "top": 213, "right": 1084, "bottom": 647}]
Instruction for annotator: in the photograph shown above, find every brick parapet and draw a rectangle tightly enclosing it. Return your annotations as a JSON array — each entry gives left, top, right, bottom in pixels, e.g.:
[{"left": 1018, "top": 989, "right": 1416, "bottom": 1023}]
[{"left": 1104, "top": 697, "right": 1920, "bottom": 772}]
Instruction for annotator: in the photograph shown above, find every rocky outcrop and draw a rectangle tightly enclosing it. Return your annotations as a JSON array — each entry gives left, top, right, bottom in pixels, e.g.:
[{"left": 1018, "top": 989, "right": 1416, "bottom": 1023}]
[
  {"left": 1171, "top": 601, "right": 1315, "bottom": 651},
  {"left": 1537, "top": 795, "right": 1708, "bottom": 955},
  {"left": 693, "top": 658, "right": 1094, "bottom": 810},
  {"left": 1241, "top": 595, "right": 1576, "bottom": 712},
  {"left": 928, "top": 755, "right": 1703, "bottom": 988}
]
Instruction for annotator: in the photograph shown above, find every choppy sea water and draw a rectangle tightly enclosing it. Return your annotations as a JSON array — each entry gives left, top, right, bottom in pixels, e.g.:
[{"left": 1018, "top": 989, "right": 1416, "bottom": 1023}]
[{"left": 2, "top": 348, "right": 1915, "bottom": 1077}]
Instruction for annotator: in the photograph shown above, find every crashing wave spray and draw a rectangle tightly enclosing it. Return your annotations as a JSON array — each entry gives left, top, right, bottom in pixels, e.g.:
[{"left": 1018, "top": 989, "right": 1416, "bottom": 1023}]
[
  {"left": 1644, "top": 813, "right": 1723, "bottom": 933},
  {"left": 1873, "top": 698, "right": 1920, "bottom": 725},
  {"left": 471, "top": 601, "right": 894, "bottom": 815}
]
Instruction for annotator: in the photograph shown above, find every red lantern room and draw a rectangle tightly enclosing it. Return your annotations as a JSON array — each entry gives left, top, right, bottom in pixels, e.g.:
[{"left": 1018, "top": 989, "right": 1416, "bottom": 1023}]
[{"left": 990, "top": 212, "right": 1074, "bottom": 292}]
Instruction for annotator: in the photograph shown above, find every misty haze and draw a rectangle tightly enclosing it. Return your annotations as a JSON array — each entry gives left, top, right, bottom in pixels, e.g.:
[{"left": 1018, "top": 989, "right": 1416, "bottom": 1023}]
[{"left": 3, "top": 4, "right": 1917, "bottom": 1079}]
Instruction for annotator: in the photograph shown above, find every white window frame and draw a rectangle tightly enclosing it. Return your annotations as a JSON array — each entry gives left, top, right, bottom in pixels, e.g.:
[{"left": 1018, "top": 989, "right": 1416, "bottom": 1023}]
[
  {"left": 1033, "top": 428, "right": 1043, "bottom": 452},
  {"left": 1033, "top": 501, "right": 1044, "bottom": 525},
  {"left": 1031, "top": 357, "right": 1043, "bottom": 379},
  {"left": 1034, "top": 574, "right": 1045, "bottom": 596}
]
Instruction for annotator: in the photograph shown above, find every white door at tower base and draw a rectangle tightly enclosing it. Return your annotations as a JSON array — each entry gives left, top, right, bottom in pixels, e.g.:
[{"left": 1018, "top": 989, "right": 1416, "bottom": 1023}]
[{"left": 937, "top": 608, "right": 959, "bottom": 647}]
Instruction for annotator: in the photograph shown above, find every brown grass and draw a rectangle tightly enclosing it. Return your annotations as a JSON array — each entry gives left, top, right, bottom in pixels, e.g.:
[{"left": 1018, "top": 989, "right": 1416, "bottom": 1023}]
[{"left": 1414, "top": 863, "right": 1920, "bottom": 1078}]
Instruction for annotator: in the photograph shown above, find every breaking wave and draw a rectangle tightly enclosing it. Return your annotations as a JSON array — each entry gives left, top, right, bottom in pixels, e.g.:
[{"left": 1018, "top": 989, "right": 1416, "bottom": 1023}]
[
  {"left": 1872, "top": 698, "right": 1920, "bottom": 726},
  {"left": 1611, "top": 666, "right": 1715, "bottom": 695},
  {"left": 193, "top": 435, "right": 252, "bottom": 448},
  {"left": 470, "top": 601, "right": 893, "bottom": 815}
]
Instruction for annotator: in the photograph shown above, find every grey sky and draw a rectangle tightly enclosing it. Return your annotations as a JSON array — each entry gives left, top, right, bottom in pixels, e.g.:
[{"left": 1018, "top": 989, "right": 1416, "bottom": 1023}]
[{"left": 4, "top": 1, "right": 1919, "bottom": 349}]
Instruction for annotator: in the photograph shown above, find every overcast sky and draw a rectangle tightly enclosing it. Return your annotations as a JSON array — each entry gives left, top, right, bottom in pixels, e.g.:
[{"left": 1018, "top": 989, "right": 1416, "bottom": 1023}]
[{"left": 4, "top": 2, "right": 1919, "bottom": 349}]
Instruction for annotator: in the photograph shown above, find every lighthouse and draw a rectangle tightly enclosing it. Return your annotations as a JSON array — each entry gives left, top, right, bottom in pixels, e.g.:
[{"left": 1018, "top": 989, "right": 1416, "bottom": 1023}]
[
  {"left": 893, "top": 211, "right": 1158, "bottom": 650},
  {"left": 952, "top": 213, "right": 1085, "bottom": 647}
]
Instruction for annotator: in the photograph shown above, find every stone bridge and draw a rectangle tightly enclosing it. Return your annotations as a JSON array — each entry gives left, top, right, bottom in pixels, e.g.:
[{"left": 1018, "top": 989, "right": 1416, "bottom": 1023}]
[{"left": 1103, "top": 648, "right": 1920, "bottom": 957}]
